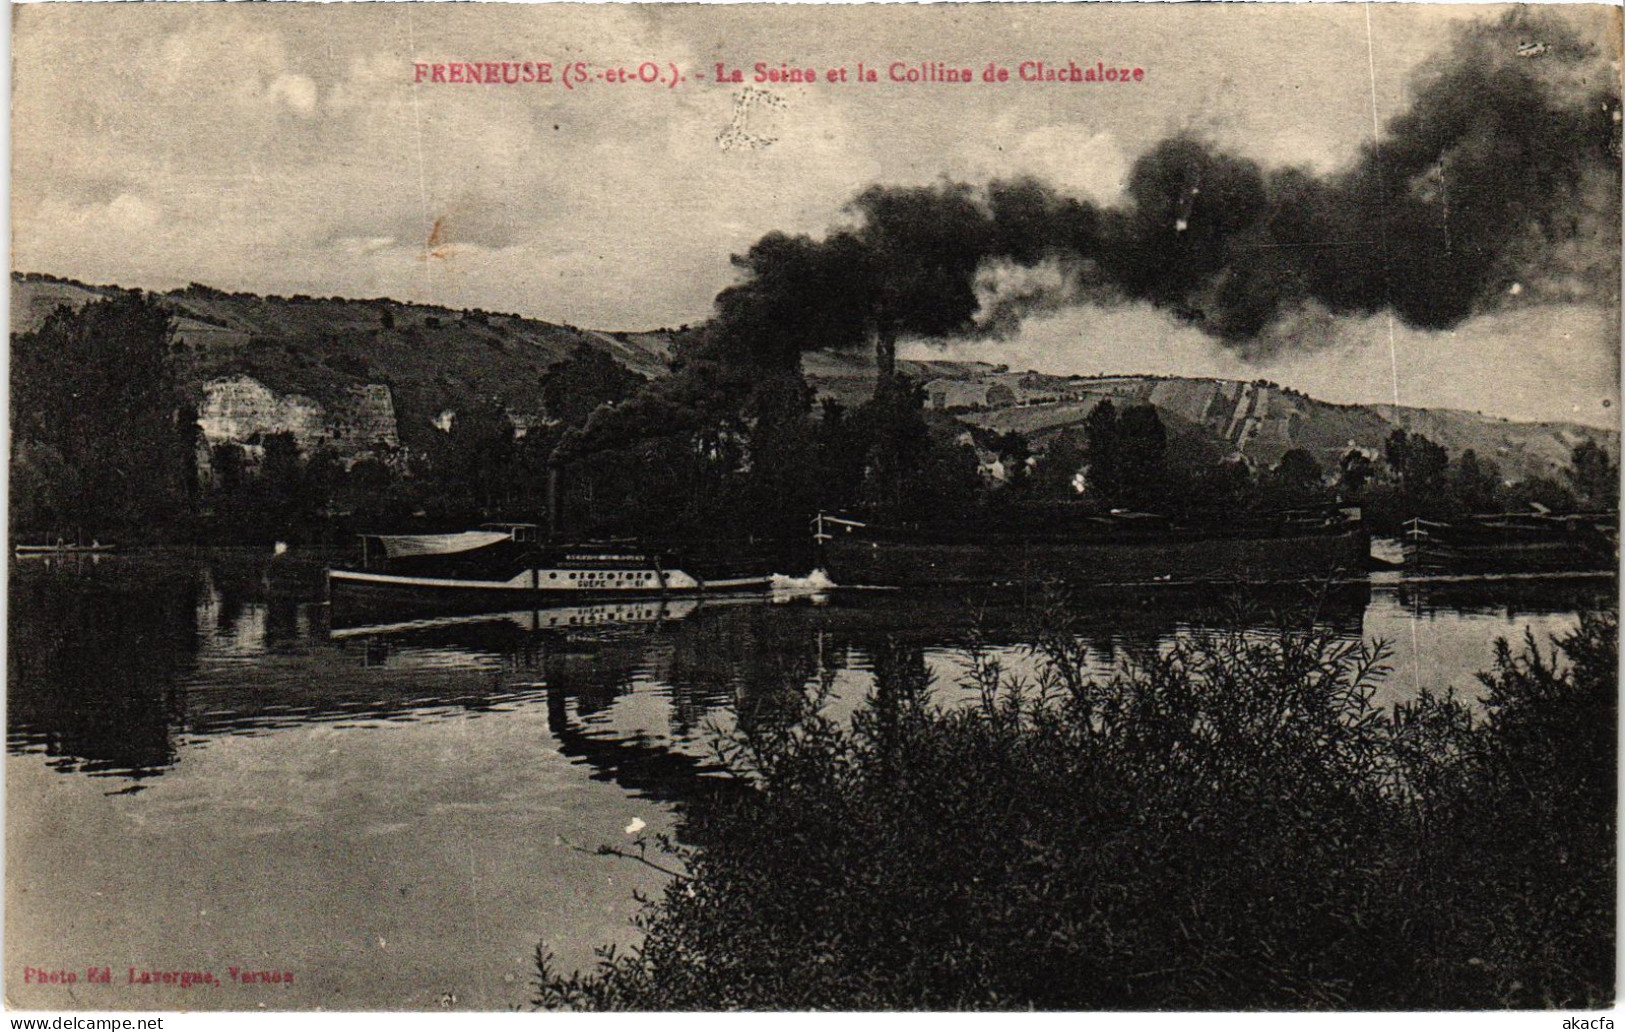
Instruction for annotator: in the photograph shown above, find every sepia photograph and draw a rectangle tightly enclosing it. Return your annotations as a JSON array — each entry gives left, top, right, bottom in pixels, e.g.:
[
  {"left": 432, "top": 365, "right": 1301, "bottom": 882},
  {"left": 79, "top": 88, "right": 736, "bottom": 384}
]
[{"left": 6, "top": 0, "right": 1620, "bottom": 1015}]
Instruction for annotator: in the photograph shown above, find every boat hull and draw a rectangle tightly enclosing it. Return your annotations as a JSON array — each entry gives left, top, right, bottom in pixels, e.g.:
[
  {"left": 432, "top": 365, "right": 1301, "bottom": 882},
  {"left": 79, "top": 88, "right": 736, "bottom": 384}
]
[
  {"left": 1402, "top": 540, "right": 1614, "bottom": 574},
  {"left": 823, "top": 525, "right": 1370, "bottom": 590},
  {"left": 1402, "top": 514, "right": 1617, "bottom": 574},
  {"left": 327, "top": 566, "right": 771, "bottom": 621}
]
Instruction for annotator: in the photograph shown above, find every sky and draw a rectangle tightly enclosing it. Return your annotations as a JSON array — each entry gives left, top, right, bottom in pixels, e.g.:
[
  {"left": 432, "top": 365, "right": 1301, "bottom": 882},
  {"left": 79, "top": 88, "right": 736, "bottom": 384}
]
[{"left": 10, "top": 2, "right": 1621, "bottom": 426}]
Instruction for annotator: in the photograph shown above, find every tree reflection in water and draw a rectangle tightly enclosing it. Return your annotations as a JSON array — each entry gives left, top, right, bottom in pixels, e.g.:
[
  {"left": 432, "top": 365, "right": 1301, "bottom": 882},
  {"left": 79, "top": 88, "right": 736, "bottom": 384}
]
[{"left": 9, "top": 557, "right": 197, "bottom": 783}]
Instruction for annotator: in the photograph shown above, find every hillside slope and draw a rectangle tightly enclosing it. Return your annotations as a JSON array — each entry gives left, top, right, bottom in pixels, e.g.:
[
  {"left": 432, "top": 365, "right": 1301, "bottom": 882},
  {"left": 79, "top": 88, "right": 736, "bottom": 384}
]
[
  {"left": 799, "top": 346, "right": 1617, "bottom": 485},
  {"left": 12, "top": 273, "right": 677, "bottom": 449},
  {"left": 12, "top": 272, "right": 1615, "bottom": 484}
]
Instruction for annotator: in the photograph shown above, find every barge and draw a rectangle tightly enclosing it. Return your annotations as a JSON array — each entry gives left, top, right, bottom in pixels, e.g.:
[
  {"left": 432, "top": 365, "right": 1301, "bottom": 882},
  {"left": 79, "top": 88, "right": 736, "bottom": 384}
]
[
  {"left": 819, "top": 507, "right": 1371, "bottom": 590},
  {"left": 1401, "top": 512, "right": 1617, "bottom": 574}
]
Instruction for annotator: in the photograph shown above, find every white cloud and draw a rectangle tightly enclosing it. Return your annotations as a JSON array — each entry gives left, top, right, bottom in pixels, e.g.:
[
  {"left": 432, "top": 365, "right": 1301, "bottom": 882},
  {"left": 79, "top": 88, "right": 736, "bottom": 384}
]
[
  {"left": 905, "top": 302, "right": 1620, "bottom": 429},
  {"left": 954, "top": 122, "right": 1132, "bottom": 206},
  {"left": 268, "top": 74, "right": 319, "bottom": 117},
  {"left": 104, "top": 194, "right": 163, "bottom": 231}
]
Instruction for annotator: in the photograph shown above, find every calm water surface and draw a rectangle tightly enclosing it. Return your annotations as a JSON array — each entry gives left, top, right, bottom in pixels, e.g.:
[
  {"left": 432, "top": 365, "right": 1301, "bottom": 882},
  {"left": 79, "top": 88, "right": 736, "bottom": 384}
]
[{"left": 6, "top": 549, "right": 1613, "bottom": 1010}]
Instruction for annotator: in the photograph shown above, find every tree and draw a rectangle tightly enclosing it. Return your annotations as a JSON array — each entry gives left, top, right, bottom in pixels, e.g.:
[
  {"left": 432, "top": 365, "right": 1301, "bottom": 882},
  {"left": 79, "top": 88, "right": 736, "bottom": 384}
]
[
  {"left": 11, "top": 294, "right": 194, "bottom": 537},
  {"left": 1337, "top": 450, "right": 1375, "bottom": 501},
  {"left": 337, "top": 456, "right": 416, "bottom": 525},
  {"left": 1383, "top": 429, "right": 1451, "bottom": 518},
  {"left": 1189, "top": 458, "right": 1254, "bottom": 516},
  {"left": 858, "top": 378, "right": 944, "bottom": 516},
  {"left": 1566, "top": 440, "right": 1618, "bottom": 510},
  {"left": 541, "top": 344, "right": 646, "bottom": 428},
  {"left": 1452, "top": 449, "right": 1503, "bottom": 514},
  {"left": 302, "top": 447, "right": 345, "bottom": 521},
  {"left": 813, "top": 400, "right": 869, "bottom": 512},
  {"left": 1080, "top": 399, "right": 1122, "bottom": 501},
  {"left": 1030, "top": 429, "right": 1088, "bottom": 499},
  {"left": 254, "top": 431, "right": 307, "bottom": 535},
  {"left": 737, "top": 373, "right": 820, "bottom": 536},
  {"left": 1115, "top": 404, "right": 1169, "bottom": 510},
  {"left": 1262, "top": 448, "right": 1328, "bottom": 509},
  {"left": 203, "top": 443, "right": 249, "bottom": 533},
  {"left": 1077, "top": 401, "right": 1168, "bottom": 510},
  {"left": 1505, "top": 476, "right": 1579, "bottom": 515},
  {"left": 1385, "top": 429, "right": 1449, "bottom": 492},
  {"left": 426, "top": 398, "right": 517, "bottom": 518}
]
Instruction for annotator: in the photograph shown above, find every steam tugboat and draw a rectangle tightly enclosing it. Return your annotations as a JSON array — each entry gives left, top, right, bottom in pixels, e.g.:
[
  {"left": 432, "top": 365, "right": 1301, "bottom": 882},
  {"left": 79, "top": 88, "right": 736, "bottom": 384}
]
[{"left": 327, "top": 522, "right": 776, "bottom": 620}]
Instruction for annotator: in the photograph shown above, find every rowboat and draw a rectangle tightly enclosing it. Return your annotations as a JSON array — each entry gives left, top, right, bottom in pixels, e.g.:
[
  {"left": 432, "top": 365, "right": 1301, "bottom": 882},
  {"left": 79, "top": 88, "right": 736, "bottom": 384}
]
[{"left": 14, "top": 540, "right": 117, "bottom": 556}]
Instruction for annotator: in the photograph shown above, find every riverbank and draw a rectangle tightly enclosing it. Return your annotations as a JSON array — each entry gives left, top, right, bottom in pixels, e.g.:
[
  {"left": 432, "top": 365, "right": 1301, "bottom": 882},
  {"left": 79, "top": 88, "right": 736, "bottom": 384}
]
[{"left": 536, "top": 608, "right": 1617, "bottom": 1010}]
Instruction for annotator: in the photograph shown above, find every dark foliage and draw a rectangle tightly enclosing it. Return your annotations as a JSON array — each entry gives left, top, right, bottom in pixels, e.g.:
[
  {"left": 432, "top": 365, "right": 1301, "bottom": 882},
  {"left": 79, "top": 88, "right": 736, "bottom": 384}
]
[
  {"left": 550, "top": 360, "right": 985, "bottom": 542},
  {"left": 535, "top": 608, "right": 1616, "bottom": 1010},
  {"left": 541, "top": 343, "right": 647, "bottom": 428},
  {"left": 1567, "top": 440, "right": 1619, "bottom": 510},
  {"left": 1259, "top": 447, "right": 1330, "bottom": 510},
  {"left": 1338, "top": 450, "right": 1375, "bottom": 501},
  {"left": 422, "top": 398, "right": 518, "bottom": 518},
  {"left": 1358, "top": 432, "right": 1610, "bottom": 533},
  {"left": 11, "top": 294, "right": 196, "bottom": 540}
]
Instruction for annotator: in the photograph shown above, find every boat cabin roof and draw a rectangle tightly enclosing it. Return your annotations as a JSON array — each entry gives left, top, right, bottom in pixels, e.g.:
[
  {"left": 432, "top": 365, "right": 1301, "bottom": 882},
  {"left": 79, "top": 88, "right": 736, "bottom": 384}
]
[
  {"left": 358, "top": 522, "right": 537, "bottom": 543},
  {"left": 357, "top": 524, "right": 537, "bottom": 561}
]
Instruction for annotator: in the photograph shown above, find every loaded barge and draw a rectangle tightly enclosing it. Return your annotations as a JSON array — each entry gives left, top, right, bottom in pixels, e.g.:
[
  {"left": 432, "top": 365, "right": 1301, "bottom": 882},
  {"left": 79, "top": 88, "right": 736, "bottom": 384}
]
[
  {"left": 819, "top": 506, "right": 1371, "bottom": 590},
  {"left": 1401, "top": 512, "right": 1617, "bottom": 573},
  {"left": 327, "top": 522, "right": 777, "bottom": 620}
]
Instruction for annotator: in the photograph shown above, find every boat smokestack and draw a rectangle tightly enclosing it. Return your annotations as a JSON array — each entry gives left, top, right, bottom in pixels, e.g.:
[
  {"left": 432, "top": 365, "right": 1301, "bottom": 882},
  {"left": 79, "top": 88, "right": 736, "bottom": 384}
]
[{"left": 547, "top": 465, "right": 561, "bottom": 542}]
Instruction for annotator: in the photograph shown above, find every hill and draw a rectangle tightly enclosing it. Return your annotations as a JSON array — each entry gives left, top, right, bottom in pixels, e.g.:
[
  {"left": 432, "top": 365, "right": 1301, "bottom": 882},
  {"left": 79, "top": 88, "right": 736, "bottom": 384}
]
[
  {"left": 12, "top": 272, "right": 1615, "bottom": 486},
  {"left": 11, "top": 273, "right": 679, "bottom": 451},
  {"left": 799, "top": 346, "right": 1617, "bottom": 485}
]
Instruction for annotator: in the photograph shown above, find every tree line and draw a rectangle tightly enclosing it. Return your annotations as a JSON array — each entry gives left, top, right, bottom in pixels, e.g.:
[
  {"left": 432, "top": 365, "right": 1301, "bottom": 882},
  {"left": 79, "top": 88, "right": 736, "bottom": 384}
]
[{"left": 9, "top": 293, "right": 1617, "bottom": 546}]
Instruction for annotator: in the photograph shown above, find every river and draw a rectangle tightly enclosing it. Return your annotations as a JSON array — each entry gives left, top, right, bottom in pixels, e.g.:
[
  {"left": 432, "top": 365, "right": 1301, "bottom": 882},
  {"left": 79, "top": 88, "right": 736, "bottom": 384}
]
[{"left": 5, "top": 548, "right": 1614, "bottom": 1010}]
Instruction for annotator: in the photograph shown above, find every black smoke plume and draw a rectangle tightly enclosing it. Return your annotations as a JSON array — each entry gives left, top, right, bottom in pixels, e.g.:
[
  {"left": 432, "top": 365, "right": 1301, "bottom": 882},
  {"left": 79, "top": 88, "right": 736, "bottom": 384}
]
[
  {"left": 710, "top": 9, "right": 1620, "bottom": 366},
  {"left": 707, "top": 178, "right": 1099, "bottom": 375}
]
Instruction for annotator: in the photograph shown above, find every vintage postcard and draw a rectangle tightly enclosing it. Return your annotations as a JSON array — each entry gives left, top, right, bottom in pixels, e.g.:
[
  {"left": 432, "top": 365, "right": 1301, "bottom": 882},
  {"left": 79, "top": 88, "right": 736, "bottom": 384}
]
[{"left": 7, "top": 0, "right": 1620, "bottom": 1018}]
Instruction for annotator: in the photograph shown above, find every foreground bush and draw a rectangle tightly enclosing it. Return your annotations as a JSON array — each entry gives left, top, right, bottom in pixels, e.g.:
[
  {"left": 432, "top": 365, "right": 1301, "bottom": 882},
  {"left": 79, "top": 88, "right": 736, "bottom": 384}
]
[{"left": 535, "top": 609, "right": 1616, "bottom": 1010}]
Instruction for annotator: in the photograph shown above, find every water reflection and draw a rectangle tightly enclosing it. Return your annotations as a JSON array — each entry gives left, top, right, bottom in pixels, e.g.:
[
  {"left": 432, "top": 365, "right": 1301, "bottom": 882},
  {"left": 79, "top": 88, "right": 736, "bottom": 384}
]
[
  {"left": 8, "top": 554, "right": 1613, "bottom": 791},
  {"left": 7, "top": 551, "right": 1612, "bottom": 1010},
  {"left": 8, "top": 555, "right": 196, "bottom": 781},
  {"left": 1384, "top": 570, "right": 1617, "bottom": 621}
]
